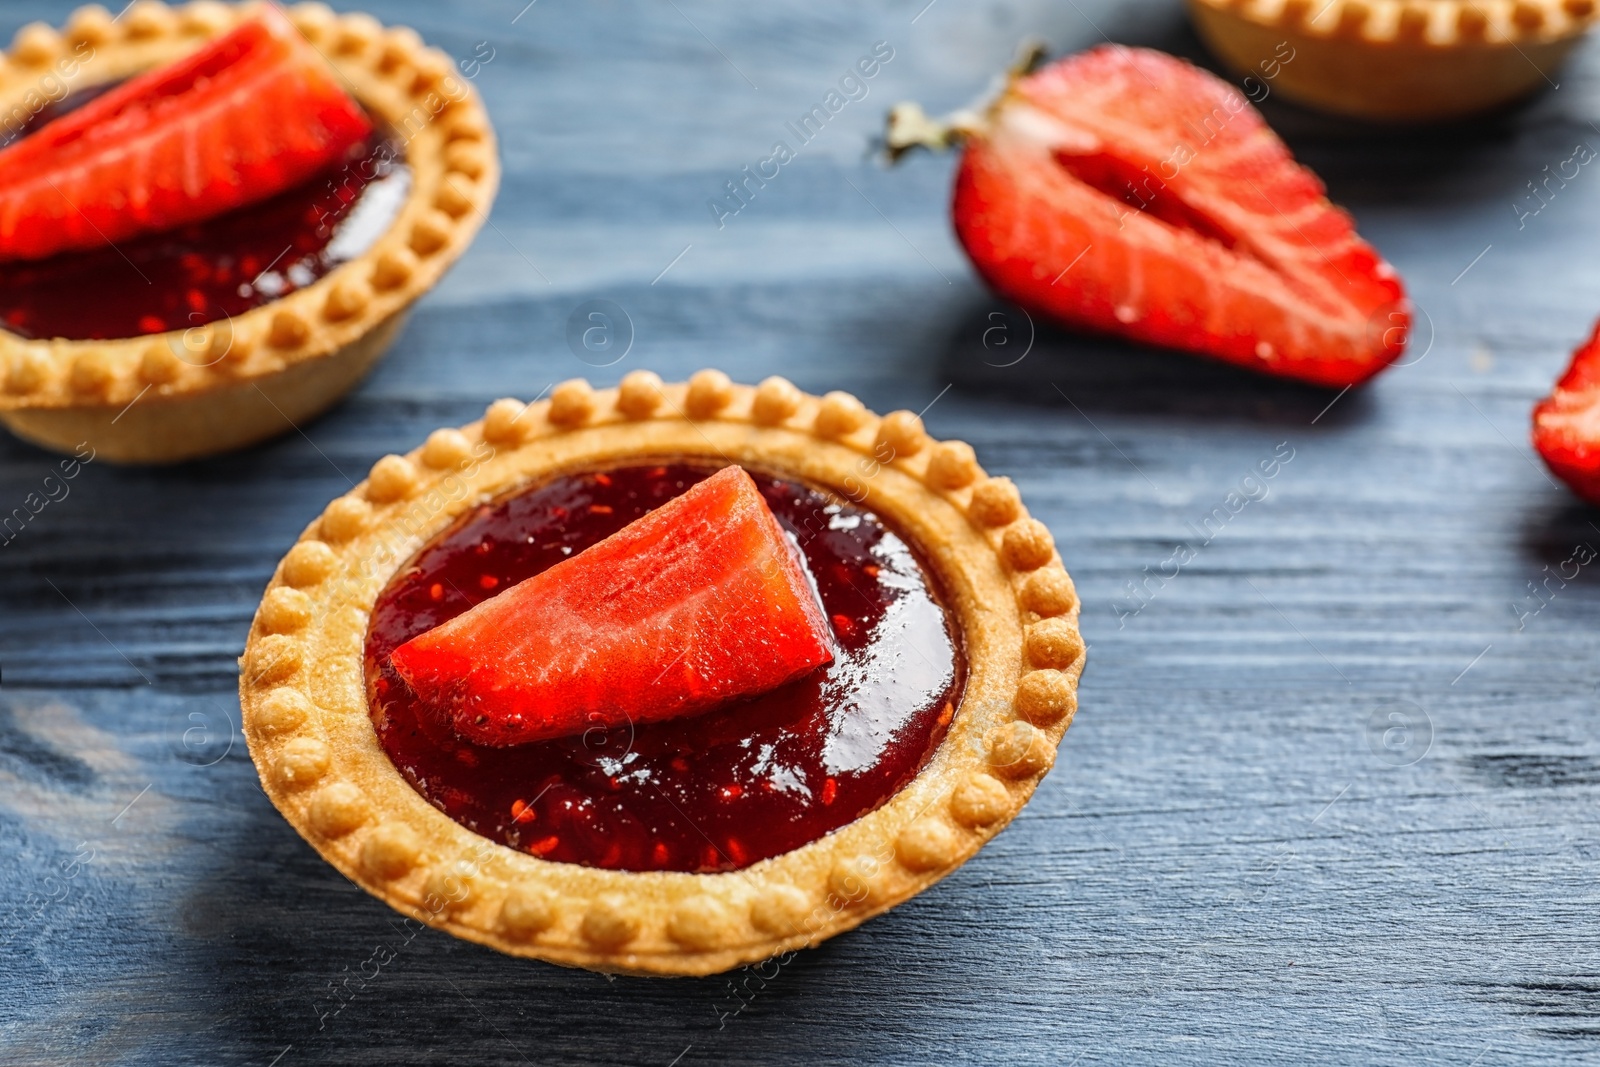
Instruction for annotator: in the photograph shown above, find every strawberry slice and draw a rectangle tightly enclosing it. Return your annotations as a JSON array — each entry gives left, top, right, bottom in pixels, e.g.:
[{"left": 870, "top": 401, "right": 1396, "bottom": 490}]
[
  {"left": 0, "top": 6, "right": 372, "bottom": 262},
  {"left": 1534, "top": 318, "right": 1600, "bottom": 504},
  {"left": 898, "top": 46, "right": 1409, "bottom": 388},
  {"left": 390, "top": 466, "right": 835, "bottom": 747}
]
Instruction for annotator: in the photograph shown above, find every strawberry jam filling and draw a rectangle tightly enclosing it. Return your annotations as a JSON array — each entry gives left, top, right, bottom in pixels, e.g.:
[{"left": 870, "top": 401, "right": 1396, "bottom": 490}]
[
  {"left": 365, "top": 463, "right": 965, "bottom": 873},
  {"left": 0, "top": 91, "right": 404, "bottom": 341}
]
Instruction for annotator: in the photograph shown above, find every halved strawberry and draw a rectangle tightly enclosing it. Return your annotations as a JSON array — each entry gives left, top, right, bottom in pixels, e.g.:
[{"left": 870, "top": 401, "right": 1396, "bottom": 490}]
[
  {"left": 894, "top": 46, "right": 1409, "bottom": 388},
  {"left": 390, "top": 466, "right": 835, "bottom": 747},
  {"left": 0, "top": 6, "right": 372, "bottom": 262},
  {"left": 1534, "top": 318, "right": 1600, "bottom": 504}
]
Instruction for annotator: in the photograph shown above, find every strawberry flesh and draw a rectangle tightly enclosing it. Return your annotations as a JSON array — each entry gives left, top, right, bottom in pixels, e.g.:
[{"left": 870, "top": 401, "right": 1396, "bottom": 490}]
[
  {"left": 0, "top": 7, "right": 372, "bottom": 262},
  {"left": 951, "top": 46, "right": 1409, "bottom": 388},
  {"left": 1534, "top": 318, "right": 1600, "bottom": 504},
  {"left": 390, "top": 465, "right": 835, "bottom": 746}
]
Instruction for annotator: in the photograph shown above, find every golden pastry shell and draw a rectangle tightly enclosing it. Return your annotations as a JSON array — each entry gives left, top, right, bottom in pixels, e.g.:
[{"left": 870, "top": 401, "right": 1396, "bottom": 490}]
[
  {"left": 1189, "top": 0, "right": 1598, "bottom": 120},
  {"left": 0, "top": 1, "right": 499, "bottom": 461},
  {"left": 239, "top": 372, "right": 1086, "bottom": 976}
]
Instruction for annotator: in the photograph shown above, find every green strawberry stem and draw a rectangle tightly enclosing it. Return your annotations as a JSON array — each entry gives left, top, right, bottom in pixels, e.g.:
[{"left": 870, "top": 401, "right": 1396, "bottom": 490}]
[{"left": 884, "top": 40, "right": 1047, "bottom": 162}]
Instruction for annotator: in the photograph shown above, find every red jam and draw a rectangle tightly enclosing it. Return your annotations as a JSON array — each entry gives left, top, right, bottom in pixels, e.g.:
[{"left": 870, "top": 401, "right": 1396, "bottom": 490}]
[
  {"left": 0, "top": 84, "right": 406, "bottom": 341},
  {"left": 365, "top": 463, "right": 966, "bottom": 873}
]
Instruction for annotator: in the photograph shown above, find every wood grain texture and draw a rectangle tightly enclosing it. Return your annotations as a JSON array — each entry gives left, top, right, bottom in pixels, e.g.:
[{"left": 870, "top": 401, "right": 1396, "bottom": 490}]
[{"left": 4, "top": 0, "right": 1600, "bottom": 1064}]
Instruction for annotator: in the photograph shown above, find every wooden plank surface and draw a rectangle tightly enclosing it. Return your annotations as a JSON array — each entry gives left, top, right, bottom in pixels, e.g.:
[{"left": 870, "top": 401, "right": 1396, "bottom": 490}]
[{"left": 5, "top": 0, "right": 1600, "bottom": 1063}]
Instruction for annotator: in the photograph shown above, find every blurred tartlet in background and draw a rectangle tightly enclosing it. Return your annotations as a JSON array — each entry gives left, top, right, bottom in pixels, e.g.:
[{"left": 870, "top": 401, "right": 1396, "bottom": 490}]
[{"left": 1188, "top": 0, "right": 1598, "bottom": 120}]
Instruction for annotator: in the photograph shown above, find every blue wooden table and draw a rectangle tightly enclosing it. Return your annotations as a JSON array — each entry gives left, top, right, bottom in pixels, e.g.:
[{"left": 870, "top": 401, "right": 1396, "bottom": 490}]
[{"left": 5, "top": 0, "right": 1600, "bottom": 1063}]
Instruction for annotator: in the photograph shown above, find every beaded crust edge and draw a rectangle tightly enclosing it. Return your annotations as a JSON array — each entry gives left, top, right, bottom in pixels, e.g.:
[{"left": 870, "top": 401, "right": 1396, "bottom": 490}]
[
  {"left": 1188, "top": 0, "right": 1598, "bottom": 46},
  {"left": 0, "top": 0, "right": 500, "bottom": 412},
  {"left": 239, "top": 372, "right": 1086, "bottom": 976}
]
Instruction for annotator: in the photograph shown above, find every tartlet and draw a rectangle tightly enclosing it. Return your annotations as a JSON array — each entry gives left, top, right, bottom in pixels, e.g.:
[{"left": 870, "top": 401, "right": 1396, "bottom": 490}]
[
  {"left": 1188, "top": 0, "right": 1598, "bottom": 121},
  {"left": 0, "top": 1, "right": 499, "bottom": 463},
  {"left": 239, "top": 371, "right": 1086, "bottom": 976}
]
